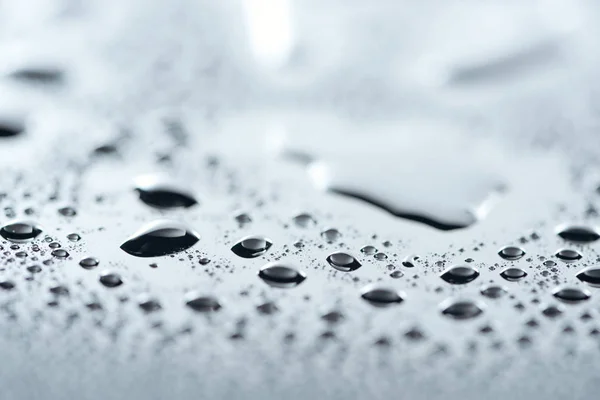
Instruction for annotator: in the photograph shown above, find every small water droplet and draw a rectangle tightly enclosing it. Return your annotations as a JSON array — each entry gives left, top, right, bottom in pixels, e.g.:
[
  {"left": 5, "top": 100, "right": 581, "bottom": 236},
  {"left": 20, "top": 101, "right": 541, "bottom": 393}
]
[
  {"left": 51, "top": 249, "right": 69, "bottom": 258},
  {"left": 542, "top": 304, "right": 564, "bottom": 318},
  {"left": 556, "top": 224, "right": 600, "bottom": 243},
  {"left": 402, "top": 254, "right": 420, "bottom": 268},
  {"left": 441, "top": 299, "right": 485, "bottom": 319},
  {"left": 231, "top": 236, "right": 272, "bottom": 258},
  {"left": 48, "top": 242, "right": 61, "bottom": 249},
  {"left": 199, "top": 257, "right": 211, "bottom": 265},
  {"left": 360, "top": 285, "right": 404, "bottom": 307},
  {"left": 0, "top": 280, "right": 15, "bottom": 290},
  {"left": 500, "top": 267, "right": 528, "bottom": 281},
  {"left": 234, "top": 213, "right": 252, "bottom": 225},
  {"left": 440, "top": 265, "right": 480, "bottom": 284},
  {"left": 120, "top": 220, "right": 200, "bottom": 257},
  {"left": 256, "top": 301, "right": 279, "bottom": 315},
  {"left": 15, "top": 251, "right": 27, "bottom": 258},
  {"left": 552, "top": 287, "right": 591, "bottom": 303},
  {"left": 404, "top": 327, "right": 426, "bottom": 341},
  {"left": 576, "top": 267, "right": 600, "bottom": 287},
  {"left": 390, "top": 270, "right": 404, "bottom": 279},
  {"left": 9, "top": 67, "right": 64, "bottom": 84},
  {"left": 138, "top": 294, "right": 162, "bottom": 312},
  {"left": 327, "top": 252, "right": 361, "bottom": 272},
  {"left": 67, "top": 233, "right": 81, "bottom": 242},
  {"left": 543, "top": 260, "right": 557, "bottom": 267},
  {"left": 481, "top": 285, "right": 508, "bottom": 299},
  {"left": 360, "top": 245, "right": 377, "bottom": 255},
  {"left": 27, "top": 264, "right": 41, "bottom": 273},
  {"left": 58, "top": 207, "right": 77, "bottom": 217},
  {"left": 374, "top": 252, "right": 388, "bottom": 261},
  {"left": 135, "top": 175, "right": 198, "bottom": 209},
  {"left": 50, "top": 285, "right": 70, "bottom": 296},
  {"left": 185, "top": 292, "right": 221, "bottom": 312},
  {"left": 321, "top": 228, "right": 341, "bottom": 243},
  {"left": 293, "top": 213, "right": 316, "bottom": 228},
  {"left": 555, "top": 249, "right": 582, "bottom": 262},
  {"left": 0, "top": 221, "right": 42, "bottom": 242},
  {"left": 99, "top": 271, "right": 123, "bottom": 288},
  {"left": 498, "top": 246, "right": 525, "bottom": 261},
  {"left": 258, "top": 262, "right": 306, "bottom": 288},
  {"left": 79, "top": 257, "right": 99, "bottom": 269},
  {"left": 321, "top": 310, "right": 345, "bottom": 324}
]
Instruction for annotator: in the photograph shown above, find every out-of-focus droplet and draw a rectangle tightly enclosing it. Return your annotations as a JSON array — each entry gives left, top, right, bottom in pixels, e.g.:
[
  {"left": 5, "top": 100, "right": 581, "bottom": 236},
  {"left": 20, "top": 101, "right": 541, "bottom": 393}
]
[
  {"left": 58, "top": 207, "right": 77, "bottom": 217},
  {"left": 360, "top": 285, "right": 404, "bottom": 307},
  {"left": 441, "top": 299, "right": 484, "bottom": 319},
  {"left": 556, "top": 224, "right": 600, "bottom": 243},
  {"left": 135, "top": 175, "right": 198, "bottom": 209},
  {"left": 481, "top": 285, "right": 508, "bottom": 299},
  {"left": 185, "top": 292, "right": 221, "bottom": 312},
  {"left": 552, "top": 287, "right": 591, "bottom": 303},
  {"left": 99, "top": 271, "right": 123, "bottom": 288},
  {"left": 138, "top": 294, "right": 162, "bottom": 312}
]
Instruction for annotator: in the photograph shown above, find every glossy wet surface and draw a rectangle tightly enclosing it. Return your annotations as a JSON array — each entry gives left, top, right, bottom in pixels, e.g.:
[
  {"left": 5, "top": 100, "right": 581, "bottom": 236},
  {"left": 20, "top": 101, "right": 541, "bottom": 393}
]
[{"left": 2, "top": 1, "right": 600, "bottom": 400}]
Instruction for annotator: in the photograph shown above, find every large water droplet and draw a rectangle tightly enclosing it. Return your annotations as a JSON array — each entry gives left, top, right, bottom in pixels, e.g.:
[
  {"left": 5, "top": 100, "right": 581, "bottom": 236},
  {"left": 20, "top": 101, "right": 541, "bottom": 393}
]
[
  {"left": 360, "top": 285, "right": 404, "bottom": 307},
  {"left": 135, "top": 175, "right": 198, "bottom": 209},
  {"left": 552, "top": 287, "right": 591, "bottom": 303},
  {"left": 0, "top": 221, "right": 42, "bottom": 243},
  {"left": 120, "top": 220, "right": 200, "bottom": 257},
  {"left": 576, "top": 267, "right": 600, "bottom": 287},
  {"left": 440, "top": 265, "right": 480, "bottom": 284},
  {"left": 231, "top": 236, "right": 272, "bottom": 258},
  {"left": 500, "top": 267, "right": 528, "bottom": 281},
  {"left": 185, "top": 292, "right": 222, "bottom": 312},
  {"left": 555, "top": 249, "right": 582, "bottom": 262},
  {"left": 99, "top": 271, "right": 123, "bottom": 288},
  {"left": 556, "top": 224, "right": 600, "bottom": 243},
  {"left": 441, "top": 299, "right": 484, "bottom": 319},
  {"left": 327, "top": 252, "right": 361, "bottom": 272},
  {"left": 258, "top": 262, "right": 306, "bottom": 288},
  {"left": 498, "top": 246, "right": 525, "bottom": 260},
  {"left": 481, "top": 285, "right": 508, "bottom": 299}
]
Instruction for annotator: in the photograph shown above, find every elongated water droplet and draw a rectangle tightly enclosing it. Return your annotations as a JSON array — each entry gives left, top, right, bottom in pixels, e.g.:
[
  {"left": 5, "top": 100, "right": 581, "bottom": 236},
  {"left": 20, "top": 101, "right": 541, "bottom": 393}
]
[
  {"left": 481, "top": 285, "right": 508, "bottom": 299},
  {"left": 321, "top": 310, "right": 345, "bottom": 324},
  {"left": 258, "top": 262, "right": 306, "bottom": 288},
  {"left": 27, "top": 265, "right": 41, "bottom": 273},
  {"left": 79, "top": 257, "right": 99, "bottom": 269},
  {"left": 99, "top": 271, "right": 123, "bottom": 288},
  {"left": 185, "top": 292, "right": 221, "bottom": 312},
  {"left": 327, "top": 252, "right": 361, "bottom": 272},
  {"left": 402, "top": 254, "right": 420, "bottom": 268},
  {"left": 360, "top": 285, "right": 404, "bottom": 307},
  {"left": 555, "top": 249, "right": 582, "bottom": 262},
  {"left": 576, "top": 267, "right": 600, "bottom": 287},
  {"left": 58, "top": 207, "right": 77, "bottom": 217},
  {"left": 542, "top": 304, "right": 564, "bottom": 318},
  {"left": 67, "top": 233, "right": 81, "bottom": 242},
  {"left": 543, "top": 260, "right": 557, "bottom": 267},
  {"left": 135, "top": 175, "right": 198, "bottom": 209},
  {"left": 390, "top": 270, "right": 404, "bottom": 279},
  {"left": 231, "top": 236, "right": 272, "bottom": 258},
  {"left": 500, "top": 267, "right": 528, "bottom": 281},
  {"left": 498, "top": 246, "right": 525, "bottom": 260},
  {"left": 441, "top": 299, "right": 484, "bottom": 319},
  {"left": 0, "top": 280, "right": 15, "bottom": 290},
  {"left": 51, "top": 249, "right": 69, "bottom": 258},
  {"left": 293, "top": 213, "right": 316, "bottom": 228},
  {"left": 360, "top": 245, "right": 377, "bottom": 255},
  {"left": 9, "top": 67, "right": 64, "bottom": 84},
  {"left": 120, "top": 220, "right": 200, "bottom": 257},
  {"left": 0, "top": 221, "right": 42, "bottom": 242},
  {"left": 321, "top": 228, "right": 341, "bottom": 243},
  {"left": 553, "top": 287, "right": 591, "bottom": 303},
  {"left": 556, "top": 224, "right": 600, "bottom": 243},
  {"left": 50, "top": 285, "right": 70, "bottom": 296},
  {"left": 440, "top": 265, "right": 480, "bottom": 284}
]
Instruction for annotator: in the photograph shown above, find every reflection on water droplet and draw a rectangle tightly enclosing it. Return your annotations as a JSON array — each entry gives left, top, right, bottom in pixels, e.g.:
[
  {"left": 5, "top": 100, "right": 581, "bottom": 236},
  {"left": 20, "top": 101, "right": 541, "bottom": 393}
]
[
  {"left": 58, "top": 207, "right": 77, "bottom": 217},
  {"left": 51, "top": 249, "right": 69, "bottom": 258},
  {"left": 135, "top": 175, "right": 198, "bottom": 209},
  {"left": 441, "top": 299, "right": 484, "bottom": 320},
  {"left": 120, "top": 220, "right": 200, "bottom": 257},
  {"left": 231, "top": 236, "right": 272, "bottom": 258},
  {"left": 440, "top": 265, "right": 480, "bottom": 284},
  {"left": 327, "top": 252, "right": 361, "bottom": 272},
  {"left": 577, "top": 267, "right": 600, "bottom": 287},
  {"left": 185, "top": 292, "right": 221, "bottom": 312},
  {"left": 402, "top": 254, "right": 420, "bottom": 268},
  {"left": 360, "top": 245, "right": 377, "bottom": 255},
  {"left": 79, "top": 257, "right": 99, "bottom": 269},
  {"left": 99, "top": 271, "right": 123, "bottom": 288},
  {"left": 67, "top": 233, "right": 81, "bottom": 242},
  {"left": 500, "top": 267, "right": 528, "bottom": 281},
  {"left": 258, "top": 262, "right": 306, "bottom": 288},
  {"left": 293, "top": 213, "right": 316, "bottom": 228},
  {"left": 481, "top": 285, "right": 508, "bottom": 299},
  {"left": 0, "top": 221, "right": 42, "bottom": 243},
  {"left": 552, "top": 287, "right": 591, "bottom": 303},
  {"left": 321, "top": 228, "right": 341, "bottom": 243},
  {"left": 555, "top": 249, "right": 582, "bottom": 262},
  {"left": 498, "top": 246, "right": 525, "bottom": 260},
  {"left": 556, "top": 224, "right": 600, "bottom": 243},
  {"left": 360, "top": 285, "right": 404, "bottom": 307}
]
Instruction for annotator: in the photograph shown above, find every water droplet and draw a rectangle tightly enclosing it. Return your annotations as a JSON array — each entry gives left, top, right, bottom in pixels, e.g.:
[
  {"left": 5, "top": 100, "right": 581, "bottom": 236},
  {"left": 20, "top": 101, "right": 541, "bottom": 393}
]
[
  {"left": 498, "top": 246, "right": 525, "bottom": 261},
  {"left": 199, "top": 257, "right": 211, "bottom": 265},
  {"left": 15, "top": 251, "right": 27, "bottom": 258},
  {"left": 543, "top": 260, "right": 557, "bottom": 267},
  {"left": 321, "top": 310, "right": 345, "bottom": 324},
  {"left": 542, "top": 304, "right": 564, "bottom": 318},
  {"left": 231, "top": 236, "right": 272, "bottom": 258},
  {"left": 79, "top": 257, "right": 99, "bottom": 269},
  {"left": 321, "top": 228, "right": 341, "bottom": 243},
  {"left": 135, "top": 175, "right": 198, "bottom": 209},
  {"left": 293, "top": 213, "right": 316, "bottom": 228},
  {"left": 50, "top": 285, "right": 70, "bottom": 296},
  {"left": 552, "top": 287, "right": 591, "bottom": 303},
  {"left": 374, "top": 252, "right": 388, "bottom": 261},
  {"left": 99, "top": 271, "right": 123, "bottom": 288},
  {"left": 185, "top": 292, "right": 221, "bottom": 312},
  {"left": 500, "top": 267, "right": 528, "bottom": 281},
  {"left": 51, "top": 249, "right": 69, "bottom": 258},
  {"left": 67, "top": 233, "right": 81, "bottom": 242},
  {"left": 48, "top": 242, "right": 61, "bottom": 249},
  {"left": 58, "top": 207, "right": 77, "bottom": 217},
  {"left": 441, "top": 299, "right": 485, "bottom": 319},
  {"left": 138, "top": 295, "right": 162, "bottom": 312},
  {"left": 9, "top": 67, "right": 64, "bottom": 84},
  {"left": 327, "top": 252, "right": 361, "bottom": 272},
  {"left": 256, "top": 301, "right": 279, "bottom": 315},
  {"left": 402, "top": 254, "right": 420, "bottom": 268},
  {"left": 440, "top": 265, "right": 480, "bottom": 284},
  {"left": 555, "top": 249, "right": 582, "bottom": 262},
  {"left": 120, "top": 220, "right": 200, "bottom": 257},
  {"left": 390, "top": 270, "right": 404, "bottom": 279},
  {"left": 0, "top": 221, "right": 42, "bottom": 242},
  {"left": 258, "top": 262, "right": 306, "bottom": 288},
  {"left": 27, "top": 264, "right": 41, "bottom": 273},
  {"left": 404, "top": 327, "right": 426, "bottom": 341},
  {"left": 360, "top": 245, "right": 377, "bottom": 255},
  {"left": 360, "top": 285, "right": 404, "bottom": 307},
  {"left": 556, "top": 224, "right": 600, "bottom": 243},
  {"left": 0, "top": 119, "right": 23, "bottom": 138},
  {"left": 0, "top": 280, "right": 15, "bottom": 290},
  {"left": 234, "top": 213, "right": 252, "bottom": 225},
  {"left": 576, "top": 267, "right": 600, "bottom": 287},
  {"left": 481, "top": 285, "right": 508, "bottom": 299}
]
